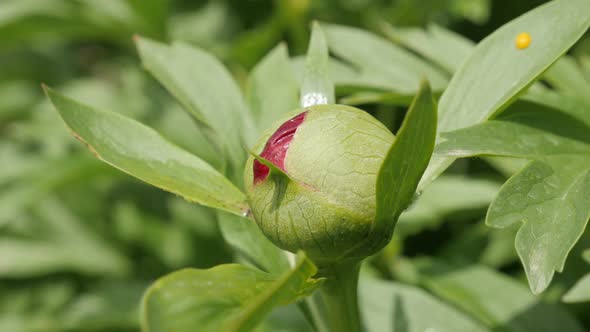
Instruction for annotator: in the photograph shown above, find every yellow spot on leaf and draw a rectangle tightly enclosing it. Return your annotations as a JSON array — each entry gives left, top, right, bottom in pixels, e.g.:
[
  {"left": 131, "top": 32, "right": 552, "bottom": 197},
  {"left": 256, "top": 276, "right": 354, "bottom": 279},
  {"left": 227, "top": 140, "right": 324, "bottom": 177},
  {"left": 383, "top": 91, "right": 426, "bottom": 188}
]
[{"left": 515, "top": 32, "right": 531, "bottom": 50}]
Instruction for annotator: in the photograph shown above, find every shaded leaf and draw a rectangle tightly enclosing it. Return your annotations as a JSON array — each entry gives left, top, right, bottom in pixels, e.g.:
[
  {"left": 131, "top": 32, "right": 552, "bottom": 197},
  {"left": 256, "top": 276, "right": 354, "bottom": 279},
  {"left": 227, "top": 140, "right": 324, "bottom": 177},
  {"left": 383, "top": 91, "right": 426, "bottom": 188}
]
[
  {"left": 415, "top": 260, "right": 584, "bottom": 331},
  {"left": 562, "top": 249, "right": 590, "bottom": 303},
  {"left": 247, "top": 43, "right": 299, "bottom": 132},
  {"left": 217, "top": 211, "right": 290, "bottom": 275},
  {"left": 563, "top": 274, "right": 590, "bottom": 303},
  {"left": 323, "top": 23, "right": 448, "bottom": 93},
  {"left": 0, "top": 156, "right": 110, "bottom": 227},
  {"left": 382, "top": 23, "right": 474, "bottom": 74},
  {"left": 360, "top": 278, "right": 488, "bottom": 332},
  {"left": 544, "top": 55, "right": 590, "bottom": 103},
  {"left": 0, "top": 199, "right": 129, "bottom": 277},
  {"left": 397, "top": 175, "right": 501, "bottom": 236}
]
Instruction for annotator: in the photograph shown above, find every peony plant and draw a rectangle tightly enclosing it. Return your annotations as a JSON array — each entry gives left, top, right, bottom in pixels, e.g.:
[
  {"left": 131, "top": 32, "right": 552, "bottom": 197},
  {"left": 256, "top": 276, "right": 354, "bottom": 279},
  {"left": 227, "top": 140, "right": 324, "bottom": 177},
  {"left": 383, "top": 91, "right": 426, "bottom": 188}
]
[{"left": 43, "top": 0, "right": 590, "bottom": 330}]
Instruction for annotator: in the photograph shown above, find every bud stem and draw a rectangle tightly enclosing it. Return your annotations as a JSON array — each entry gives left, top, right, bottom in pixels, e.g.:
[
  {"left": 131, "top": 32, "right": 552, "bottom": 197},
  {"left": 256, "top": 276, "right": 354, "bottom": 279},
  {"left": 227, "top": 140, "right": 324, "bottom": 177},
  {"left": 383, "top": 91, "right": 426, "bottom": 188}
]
[{"left": 319, "top": 261, "right": 362, "bottom": 332}]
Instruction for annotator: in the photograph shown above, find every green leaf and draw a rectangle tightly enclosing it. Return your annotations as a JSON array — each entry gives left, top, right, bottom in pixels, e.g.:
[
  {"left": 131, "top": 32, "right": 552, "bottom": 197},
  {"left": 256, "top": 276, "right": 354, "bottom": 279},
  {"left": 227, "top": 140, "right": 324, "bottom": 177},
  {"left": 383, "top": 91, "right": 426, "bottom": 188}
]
[
  {"left": 376, "top": 80, "right": 436, "bottom": 230},
  {"left": 322, "top": 23, "right": 448, "bottom": 93},
  {"left": 433, "top": 92, "right": 590, "bottom": 294},
  {"left": 562, "top": 249, "right": 590, "bottom": 303},
  {"left": 544, "top": 55, "right": 590, "bottom": 103},
  {"left": 522, "top": 89, "right": 590, "bottom": 126},
  {"left": 563, "top": 274, "right": 590, "bottom": 303},
  {"left": 141, "top": 254, "right": 321, "bottom": 332},
  {"left": 360, "top": 278, "right": 488, "bottom": 332},
  {"left": 339, "top": 91, "right": 417, "bottom": 106},
  {"left": 217, "top": 211, "right": 290, "bottom": 275},
  {"left": 382, "top": 23, "right": 474, "bottom": 74},
  {"left": 0, "top": 199, "right": 129, "bottom": 277},
  {"left": 435, "top": 101, "right": 590, "bottom": 159},
  {"left": 439, "top": 0, "right": 590, "bottom": 133},
  {"left": 487, "top": 159, "right": 590, "bottom": 294},
  {"left": 415, "top": 260, "right": 584, "bottom": 331},
  {"left": 397, "top": 175, "right": 501, "bottom": 237},
  {"left": 300, "top": 22, "right": 334, "bottom": 107},
  {"left": 44, "top": 87, "right": 249, "bottom": 218},
  {"left": 61, "top": 281, "right": 144, "bottom": 331},
  {"left": 135, "top": 37, "right": 255, "bottom": 167},
  {"left": 0, "top": 156, "right": 110, "bottom": 227},
  {"left": 421, "top": 0, "right": 590, "bottom": 188},
  {"left": 247, "top": 43, "right": 299, "bottom": 132}
]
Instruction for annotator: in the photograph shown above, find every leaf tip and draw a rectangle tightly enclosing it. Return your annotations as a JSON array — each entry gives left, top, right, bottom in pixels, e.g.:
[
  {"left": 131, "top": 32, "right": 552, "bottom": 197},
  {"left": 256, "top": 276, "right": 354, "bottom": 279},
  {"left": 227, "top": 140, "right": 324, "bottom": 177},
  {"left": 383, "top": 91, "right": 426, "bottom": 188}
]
[
  {"left": 41, "top": 83, "right": 54, "bottom": 98},
  {"left": 418, "top": 77, "right": 432, "bottom": 94}
]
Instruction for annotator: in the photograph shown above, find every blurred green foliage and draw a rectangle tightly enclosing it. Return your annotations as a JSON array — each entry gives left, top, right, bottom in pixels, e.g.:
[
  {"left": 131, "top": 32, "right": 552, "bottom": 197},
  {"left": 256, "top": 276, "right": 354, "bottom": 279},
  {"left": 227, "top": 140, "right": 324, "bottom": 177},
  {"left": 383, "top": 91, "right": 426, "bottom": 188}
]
[{"left": 2, "top": 0, "right": 590, "bottom": 331}]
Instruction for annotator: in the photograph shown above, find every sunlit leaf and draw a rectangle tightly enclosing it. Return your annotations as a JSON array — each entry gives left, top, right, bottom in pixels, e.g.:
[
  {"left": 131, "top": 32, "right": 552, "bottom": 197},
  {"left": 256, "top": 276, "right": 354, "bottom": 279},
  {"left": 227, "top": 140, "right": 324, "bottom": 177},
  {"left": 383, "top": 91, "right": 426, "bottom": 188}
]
[
  {"left": 136, "top": 37, "right": 255, "bottom": 167},
  {"left": 376, "top": 81, "right": 436, "bottom": 233},
  {"left": 141, "top": 254, "right": 321, "bottom": 332},
  {"left": 487, "top": 159, "right": 590, "bottom": 294},
  {"left": 420, "top": 0, "right": 590, "bottom": 188},
  {"left": 45, "top": 87, "right": 249, "bottom": 217},
  {"left": 300, "top": 22, "right": 334, "bottom": 107}
]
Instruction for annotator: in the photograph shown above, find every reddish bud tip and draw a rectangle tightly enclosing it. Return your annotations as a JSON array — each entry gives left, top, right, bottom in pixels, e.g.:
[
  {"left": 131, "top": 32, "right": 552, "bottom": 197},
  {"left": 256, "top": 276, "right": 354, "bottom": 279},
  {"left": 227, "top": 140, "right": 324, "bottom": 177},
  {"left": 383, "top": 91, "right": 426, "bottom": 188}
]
[{"left": 254, "top": 112, "right": 307, "bottom": 183}]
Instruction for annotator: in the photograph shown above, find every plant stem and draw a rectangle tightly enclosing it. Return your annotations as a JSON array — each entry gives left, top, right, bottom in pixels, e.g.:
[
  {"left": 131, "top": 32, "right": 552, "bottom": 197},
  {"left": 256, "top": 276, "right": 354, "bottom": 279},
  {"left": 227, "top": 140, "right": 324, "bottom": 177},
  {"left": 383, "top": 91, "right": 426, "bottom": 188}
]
[{"left": 319, "top": 260, "right": 362, "bottom": 332}]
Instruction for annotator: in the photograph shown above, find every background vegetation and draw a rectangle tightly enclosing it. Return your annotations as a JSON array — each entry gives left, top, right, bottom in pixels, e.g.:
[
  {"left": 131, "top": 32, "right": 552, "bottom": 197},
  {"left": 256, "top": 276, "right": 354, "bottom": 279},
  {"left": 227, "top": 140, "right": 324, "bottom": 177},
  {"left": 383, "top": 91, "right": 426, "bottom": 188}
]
[{"left": 1, "top": 0, "right": 589, "bottom": 331}]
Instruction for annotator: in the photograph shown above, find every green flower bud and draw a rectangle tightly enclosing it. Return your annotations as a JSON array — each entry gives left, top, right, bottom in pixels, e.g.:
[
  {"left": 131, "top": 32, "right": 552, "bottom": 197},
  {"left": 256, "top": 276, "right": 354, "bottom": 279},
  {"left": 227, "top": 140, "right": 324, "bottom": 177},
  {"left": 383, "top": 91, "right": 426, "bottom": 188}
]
[{"left": 244, "top": 104, "right": 395, "bottom": 265}]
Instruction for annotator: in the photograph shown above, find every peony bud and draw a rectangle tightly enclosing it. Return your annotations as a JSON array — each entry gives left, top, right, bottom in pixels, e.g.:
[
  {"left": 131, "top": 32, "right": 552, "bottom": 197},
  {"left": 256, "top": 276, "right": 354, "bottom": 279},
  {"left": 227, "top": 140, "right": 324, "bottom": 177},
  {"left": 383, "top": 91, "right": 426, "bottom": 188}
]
[{"left": 244, "top": 104, "right": 395, "bottom": 265}]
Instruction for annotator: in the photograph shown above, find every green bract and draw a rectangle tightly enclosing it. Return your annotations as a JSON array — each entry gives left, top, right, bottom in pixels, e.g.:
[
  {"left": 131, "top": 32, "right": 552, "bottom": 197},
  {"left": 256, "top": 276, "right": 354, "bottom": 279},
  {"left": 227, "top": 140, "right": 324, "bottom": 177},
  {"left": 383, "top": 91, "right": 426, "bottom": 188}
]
[{"left": 244, "top": 104, "right": 395, "bottom": 265}]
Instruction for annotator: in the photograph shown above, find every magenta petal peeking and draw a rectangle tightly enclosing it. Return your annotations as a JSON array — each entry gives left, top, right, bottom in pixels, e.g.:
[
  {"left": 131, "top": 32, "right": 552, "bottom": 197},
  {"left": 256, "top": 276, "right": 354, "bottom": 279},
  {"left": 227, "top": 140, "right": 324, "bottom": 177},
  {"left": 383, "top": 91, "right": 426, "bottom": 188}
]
[{"left": 253, "top": 111, "right": 307, "bottom": 183}]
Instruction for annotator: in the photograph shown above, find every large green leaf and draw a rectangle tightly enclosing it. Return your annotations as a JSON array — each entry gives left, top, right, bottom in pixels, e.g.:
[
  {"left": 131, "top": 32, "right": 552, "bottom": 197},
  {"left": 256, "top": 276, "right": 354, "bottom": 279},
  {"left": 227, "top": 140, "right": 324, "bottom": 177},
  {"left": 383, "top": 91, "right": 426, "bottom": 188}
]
[
  {"left": 141, "top": 254, "right": 321, "bottom": 332},
  {"left": 487, "top": 159, "right": 590, "bottom": 294},
  {"left": 375, "top": 81, "right": 436, "bottom": 232},
  {"left": 300, "top": 23, "right": 334, "bottom": 107},
  {"left": 420, "top": 0, "right": 590, "bottom": 188},
  {"left": 247, "top": 43, "right": 299, "bottom": 133},
  {"left": 44, "top": 87, "right": 249, "bottom": 217},
  {"left": 415, "top": 260, "right": 584, "bottom": 331},
  {"left": 431, "top": 93, "right": 590, "bottom": 293},
  {"left": 323, "top": 23, "right": 448, "bottom": 92},
  {"left": 360, "top": 278, "right": 488, "bottom": 332},
  {"left": 135, "top": 37, "right": 254, "bottom": 167},
  {"left": 435, "top": 101, "right": 590, "bottom": 159}
]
